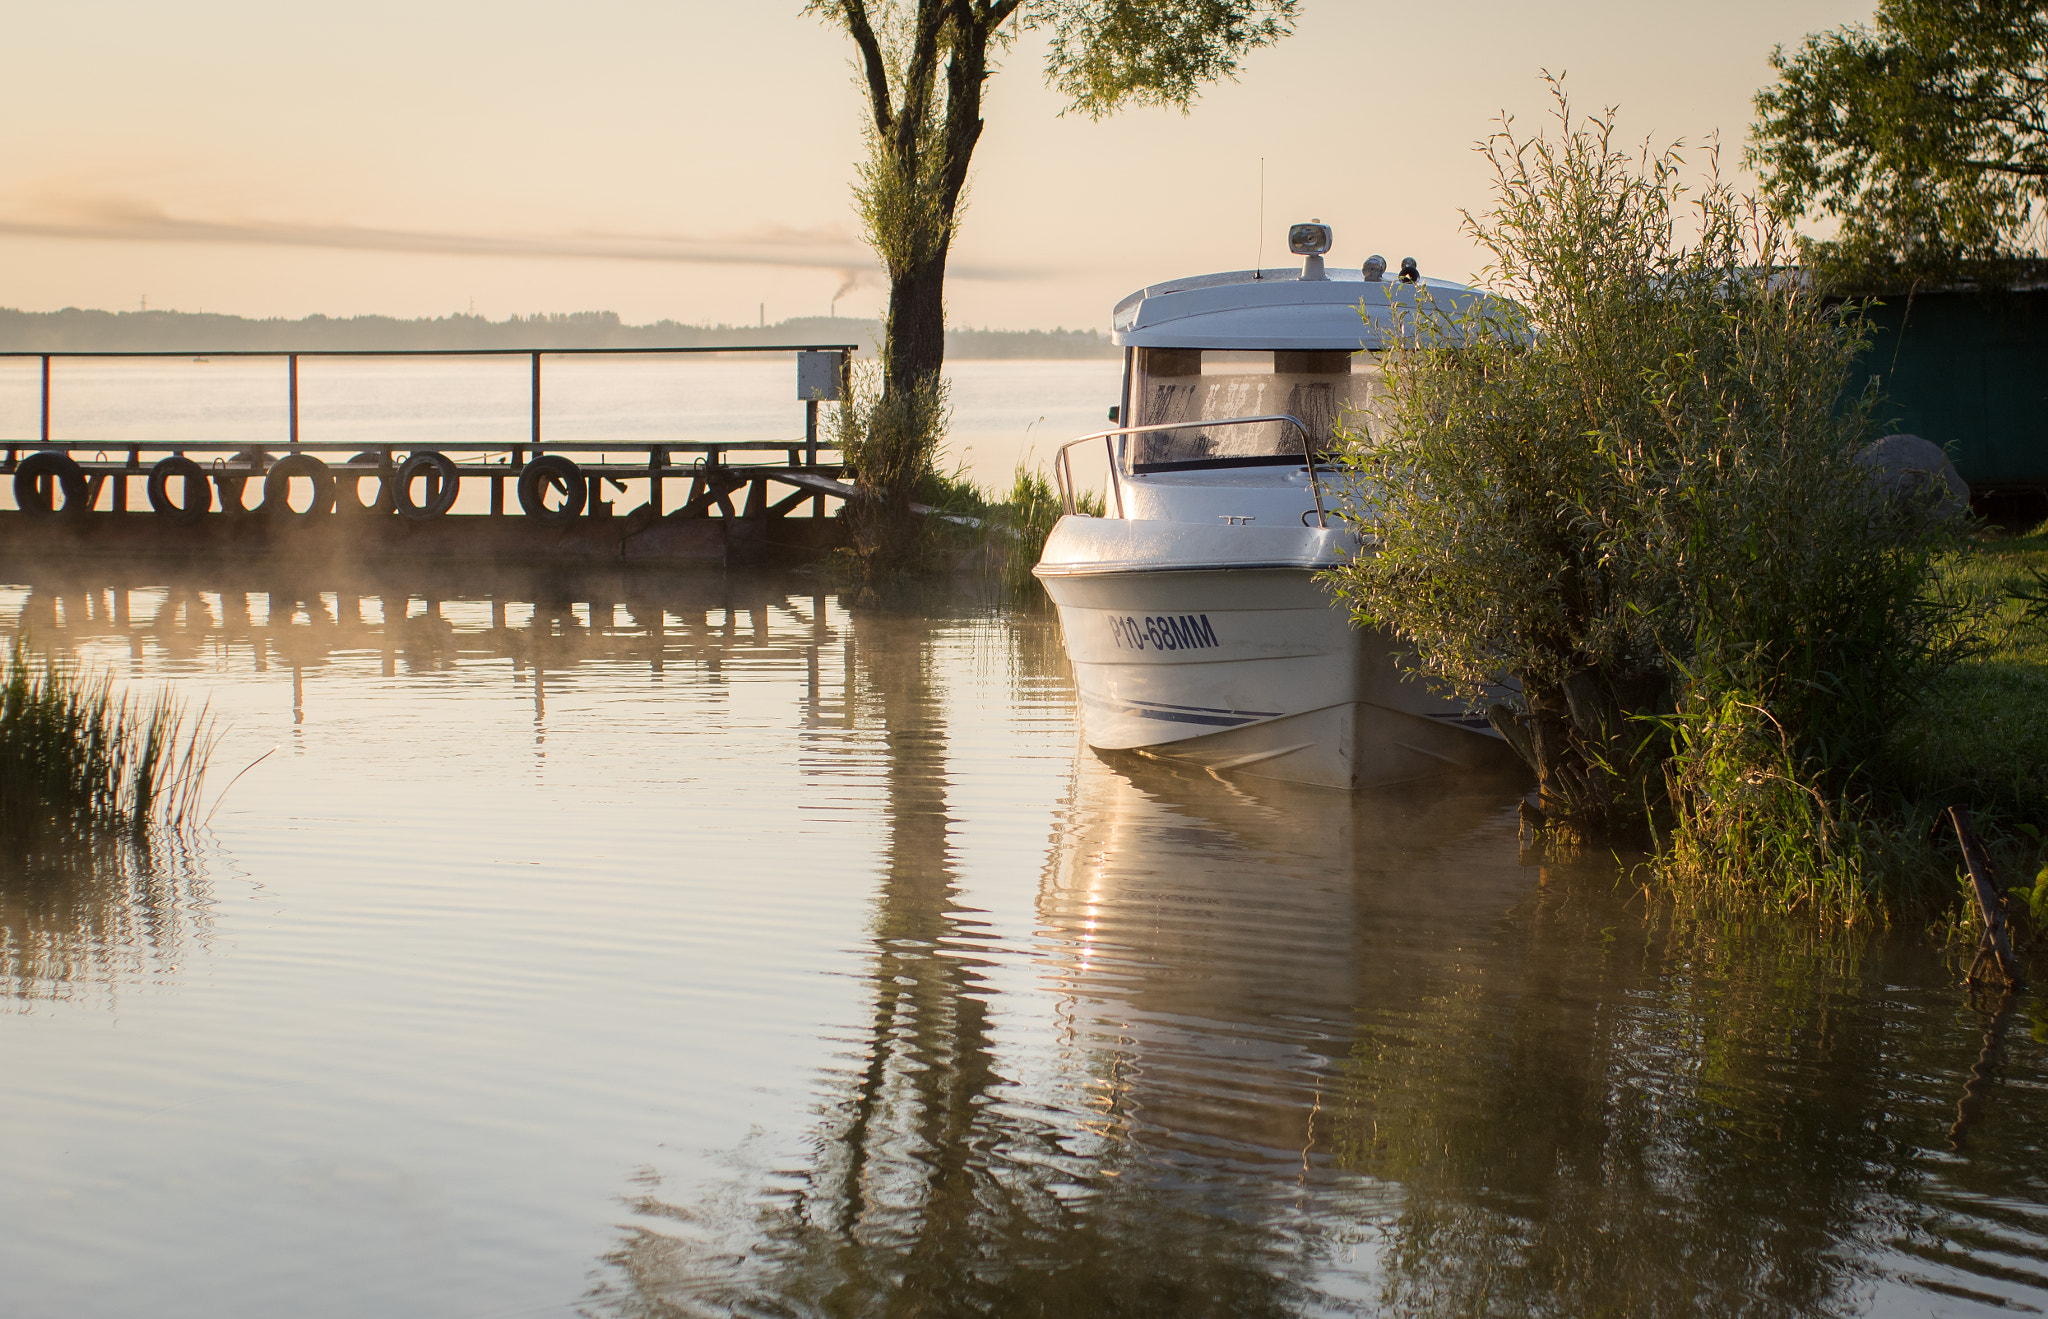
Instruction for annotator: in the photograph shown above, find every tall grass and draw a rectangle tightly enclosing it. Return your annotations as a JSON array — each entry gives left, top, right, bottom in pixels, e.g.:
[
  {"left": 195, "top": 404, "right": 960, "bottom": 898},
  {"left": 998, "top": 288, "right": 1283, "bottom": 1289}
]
[
  {"left": 0, "top": 642, "right": 216, "bottom": 840},
  {"left": 904, "top": 462, "right": 1104, "bottom": 594},
  {"left": 1654, "top": 690, "right": 1875, "bottom": 919}
]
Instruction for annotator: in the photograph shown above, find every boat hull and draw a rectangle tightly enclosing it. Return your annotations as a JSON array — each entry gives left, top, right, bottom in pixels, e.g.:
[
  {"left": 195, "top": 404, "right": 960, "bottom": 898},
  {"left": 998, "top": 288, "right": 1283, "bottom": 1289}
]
[{"left": 1036, "top": 526, "right": 1516, "bottom": 790}]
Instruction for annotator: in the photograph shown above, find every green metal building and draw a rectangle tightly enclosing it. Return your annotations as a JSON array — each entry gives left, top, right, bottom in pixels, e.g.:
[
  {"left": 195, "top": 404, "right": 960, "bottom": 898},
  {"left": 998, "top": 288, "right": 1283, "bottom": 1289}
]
[{"left": 1849, "top": 288, "right": 2048, "bottom": 521}]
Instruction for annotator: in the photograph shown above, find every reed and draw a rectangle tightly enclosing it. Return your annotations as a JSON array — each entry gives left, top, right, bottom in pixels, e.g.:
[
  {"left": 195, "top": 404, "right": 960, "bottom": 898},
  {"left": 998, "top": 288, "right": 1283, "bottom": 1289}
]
[
  {"left": 909, "top": 462, "right": 1104, "bottom": 592},
  {"left": 0, "top": 641, "right": 216, "bottom": 840}
]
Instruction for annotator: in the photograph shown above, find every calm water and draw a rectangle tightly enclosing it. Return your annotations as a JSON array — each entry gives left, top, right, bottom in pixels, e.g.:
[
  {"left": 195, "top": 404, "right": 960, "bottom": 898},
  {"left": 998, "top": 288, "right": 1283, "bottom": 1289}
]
[
  {"left": 0, "top": 355, "right": 1126, "bottom": 505},
  {"left": 3, "top": 568, "right": 2047, "bottom": 1319}
]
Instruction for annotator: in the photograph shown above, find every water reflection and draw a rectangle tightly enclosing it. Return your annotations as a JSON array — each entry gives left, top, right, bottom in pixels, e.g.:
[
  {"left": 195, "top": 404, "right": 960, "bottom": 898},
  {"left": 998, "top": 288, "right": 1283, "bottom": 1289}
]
[
  {"left": 589, "top": 611, "right": 1347, "bottom": 1316},
  {"left": 0, "top": 565, "right": 868, "bottom": 1013},
  {"left": 0, "top": 568, "right": 848, "bottom": 687},
  {"left": 588, "top": 630, "right": 2048, "bottom": 1317},
  {"left": 1, "top": 831, "right": 210, "bottom": 1008},
  {"left": 4, "top": 570, "right": 2045, "bottom": 1315}
]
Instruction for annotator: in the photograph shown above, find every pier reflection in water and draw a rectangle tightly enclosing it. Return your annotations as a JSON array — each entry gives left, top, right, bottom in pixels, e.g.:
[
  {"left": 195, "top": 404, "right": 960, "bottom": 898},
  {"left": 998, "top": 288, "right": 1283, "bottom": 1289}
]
[{"left": 0, "top": 570, "right": 2044, "bottom": 1318}]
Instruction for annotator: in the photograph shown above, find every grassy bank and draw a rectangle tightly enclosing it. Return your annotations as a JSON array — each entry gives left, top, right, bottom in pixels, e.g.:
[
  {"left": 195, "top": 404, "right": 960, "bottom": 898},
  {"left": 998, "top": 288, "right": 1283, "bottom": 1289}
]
[
  {"left": 1881, "top": 521, "right": 2048, "bottom": 896},
  {"left": 1650, "top": 520, "right": 2048, "bottom": 926},
  {"left": 839, "top": 461, "right": 1100, "bottom": 596}
]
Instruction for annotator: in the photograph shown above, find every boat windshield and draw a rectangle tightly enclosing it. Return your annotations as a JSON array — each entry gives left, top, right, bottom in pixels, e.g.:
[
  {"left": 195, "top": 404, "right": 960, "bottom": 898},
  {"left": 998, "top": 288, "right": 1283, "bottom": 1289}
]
[{"left": 1127, "top": 347, "right": 1381, "bottom": 472}]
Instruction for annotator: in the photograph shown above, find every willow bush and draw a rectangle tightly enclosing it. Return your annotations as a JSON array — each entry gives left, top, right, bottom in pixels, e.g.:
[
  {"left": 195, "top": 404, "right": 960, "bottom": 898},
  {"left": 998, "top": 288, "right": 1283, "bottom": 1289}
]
[
  {"left": 1326, "top": 85, "right": 1961, "bottom": 910},
  {"left": 830, "top": 356, "right": 952, "bottom": 588}
]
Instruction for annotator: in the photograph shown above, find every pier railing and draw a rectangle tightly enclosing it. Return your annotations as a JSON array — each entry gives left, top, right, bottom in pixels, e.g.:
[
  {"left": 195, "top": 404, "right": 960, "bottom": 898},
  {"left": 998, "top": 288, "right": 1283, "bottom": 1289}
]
[{"left": 0, "top": 344, "right": 856, "bottom": 523}]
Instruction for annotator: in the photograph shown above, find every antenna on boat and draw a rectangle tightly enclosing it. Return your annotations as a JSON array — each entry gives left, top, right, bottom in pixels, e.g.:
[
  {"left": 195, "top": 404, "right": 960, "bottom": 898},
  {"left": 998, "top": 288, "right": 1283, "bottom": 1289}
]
[{"left": 1255, "top": 159, "right": 1265, "bottom": 279}]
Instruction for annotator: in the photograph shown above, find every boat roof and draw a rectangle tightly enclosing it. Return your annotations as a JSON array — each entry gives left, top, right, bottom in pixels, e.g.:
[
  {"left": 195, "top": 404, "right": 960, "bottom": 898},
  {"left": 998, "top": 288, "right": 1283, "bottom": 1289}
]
[{"left": 1111, "top": 265, "right": 1494, "bottom": 351}]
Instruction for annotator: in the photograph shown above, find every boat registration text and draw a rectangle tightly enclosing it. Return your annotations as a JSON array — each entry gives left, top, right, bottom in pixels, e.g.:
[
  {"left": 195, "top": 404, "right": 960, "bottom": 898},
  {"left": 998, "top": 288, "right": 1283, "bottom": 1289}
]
[{"left": 1108, "top": 613, "right": 1219, "bottom": 652}]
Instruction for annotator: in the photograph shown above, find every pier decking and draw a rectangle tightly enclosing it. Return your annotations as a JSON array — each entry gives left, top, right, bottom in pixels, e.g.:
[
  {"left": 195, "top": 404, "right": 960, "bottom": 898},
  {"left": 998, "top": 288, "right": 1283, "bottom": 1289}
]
[{"left": 0, "top": 344, "right": 858, "bottom": 567}]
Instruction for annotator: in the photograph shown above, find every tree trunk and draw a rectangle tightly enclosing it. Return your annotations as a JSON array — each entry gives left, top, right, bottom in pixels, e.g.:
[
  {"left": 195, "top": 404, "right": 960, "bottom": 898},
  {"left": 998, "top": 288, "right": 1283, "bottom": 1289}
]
[
  {"left": 884, "top": 254, "right": 949, "bottom": 399},
  {"left": 834, "top": 0, "right": 999, "bottom": 582}
]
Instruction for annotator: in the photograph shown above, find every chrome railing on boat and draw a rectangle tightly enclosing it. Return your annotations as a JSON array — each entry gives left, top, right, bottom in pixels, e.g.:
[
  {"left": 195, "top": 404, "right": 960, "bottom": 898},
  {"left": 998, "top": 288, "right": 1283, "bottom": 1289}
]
[{"left": 1051, "top": 413, "right": 1327, "bottom": 527}]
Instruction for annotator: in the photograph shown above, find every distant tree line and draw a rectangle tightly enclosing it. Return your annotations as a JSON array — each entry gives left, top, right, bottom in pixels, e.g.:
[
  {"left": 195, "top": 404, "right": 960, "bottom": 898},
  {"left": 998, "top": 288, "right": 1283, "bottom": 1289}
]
[{"left": 0, "top": 307, "right": 1120, "bottom": 359}]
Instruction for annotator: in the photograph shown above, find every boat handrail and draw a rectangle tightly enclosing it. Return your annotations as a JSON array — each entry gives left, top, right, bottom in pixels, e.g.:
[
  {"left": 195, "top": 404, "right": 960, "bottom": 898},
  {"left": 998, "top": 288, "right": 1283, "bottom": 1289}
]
[{"left": 1051, "top": 413, "right": 1326, "bottom": 527}]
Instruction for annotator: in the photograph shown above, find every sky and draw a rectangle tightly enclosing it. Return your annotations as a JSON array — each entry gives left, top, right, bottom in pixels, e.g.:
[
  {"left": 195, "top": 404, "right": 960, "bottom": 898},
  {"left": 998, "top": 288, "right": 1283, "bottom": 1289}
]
[{"left": 2, "top": 0, "right": 1874, "bottom": 331}]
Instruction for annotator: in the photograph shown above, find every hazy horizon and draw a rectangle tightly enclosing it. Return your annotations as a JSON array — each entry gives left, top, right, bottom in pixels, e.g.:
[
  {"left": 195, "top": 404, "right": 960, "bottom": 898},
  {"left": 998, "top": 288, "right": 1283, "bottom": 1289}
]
[{"left": 7, "top": 2, "right": 1869, "bottom": 331}]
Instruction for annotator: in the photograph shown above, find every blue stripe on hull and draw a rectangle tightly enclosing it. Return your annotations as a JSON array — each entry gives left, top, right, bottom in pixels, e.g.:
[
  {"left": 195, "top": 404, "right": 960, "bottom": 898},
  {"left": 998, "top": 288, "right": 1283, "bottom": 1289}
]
[{"left": 1081, "top": 691, "right": 1283, "bottom": 728}]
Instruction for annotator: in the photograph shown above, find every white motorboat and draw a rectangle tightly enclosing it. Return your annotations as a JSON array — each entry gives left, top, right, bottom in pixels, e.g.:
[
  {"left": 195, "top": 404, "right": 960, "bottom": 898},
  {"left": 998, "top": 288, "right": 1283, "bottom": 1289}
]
[{"left": 1033, "top": 223, "right": 1518, "bottom": 791}]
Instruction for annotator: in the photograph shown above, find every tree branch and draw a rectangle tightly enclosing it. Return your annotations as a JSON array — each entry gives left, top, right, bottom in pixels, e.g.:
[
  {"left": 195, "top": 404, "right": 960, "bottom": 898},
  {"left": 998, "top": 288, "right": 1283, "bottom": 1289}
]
[
  {"left": 891, "top": 0, "right": 951, "bottom": 160},
  {"left": 838, "top": 0, "right": 896, "bottom": 138},
  {"left": 1963, "top": 158, "right": 2048, "bottom": 176}
]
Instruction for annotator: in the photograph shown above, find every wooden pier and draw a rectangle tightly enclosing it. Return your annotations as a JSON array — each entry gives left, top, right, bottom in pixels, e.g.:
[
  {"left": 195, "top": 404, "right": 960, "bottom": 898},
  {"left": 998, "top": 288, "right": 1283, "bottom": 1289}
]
[{"left": 0, "top": 344, "right": 860, "bottom": 568}]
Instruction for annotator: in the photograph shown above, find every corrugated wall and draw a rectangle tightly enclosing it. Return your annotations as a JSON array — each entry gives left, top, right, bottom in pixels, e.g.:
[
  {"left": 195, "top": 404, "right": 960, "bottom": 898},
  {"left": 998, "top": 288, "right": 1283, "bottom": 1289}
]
[{"left": 1849, "top": 290, "right": 2048, "bottom": 489}]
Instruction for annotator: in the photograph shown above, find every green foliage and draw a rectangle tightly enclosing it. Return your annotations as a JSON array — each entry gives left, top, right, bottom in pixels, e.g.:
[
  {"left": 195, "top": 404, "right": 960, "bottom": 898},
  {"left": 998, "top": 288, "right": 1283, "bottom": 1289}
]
[
  {"left": 957, "top": 463, "right": 1103, "bottom": 592},
  {"left": 842, "top": 454, "right": 1101, "bottom": 592},
  {"left": 830, "top": 351, "right": 1096, "bottom": 590},
  {"left": 1029, "top": 0, "right": 1299, "bottom": 118},
  {"left": 807, "top": 0, "right": 1296, "bottom": 576},
  {"left": 0, "top": 642, "right": 215, "bottom": 842},
  {"left": 830, "top": 355, "right": 952, "bottom": 586},
  {"left": 1879, "top": 524, "right": 2048, "bottom": 887},
  {"left": 2014, "top": 564, "right": 2048, "bottom": 631},
  {"left": 1750, "top": 0, "right": 2048, "bottom": 287},
  {"left": 1328, "top": 83, "right": 1951, "bottom": 854},
  {"left": 1656, "top": 692, "right": 1875, "bottom": 919}
]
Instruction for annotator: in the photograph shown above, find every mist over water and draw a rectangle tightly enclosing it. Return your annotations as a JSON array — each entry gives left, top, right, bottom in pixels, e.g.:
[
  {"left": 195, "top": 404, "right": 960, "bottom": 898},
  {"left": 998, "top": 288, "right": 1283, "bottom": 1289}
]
[{"left": 2, "top": 567, "right": 2046, "bottom": 1318}]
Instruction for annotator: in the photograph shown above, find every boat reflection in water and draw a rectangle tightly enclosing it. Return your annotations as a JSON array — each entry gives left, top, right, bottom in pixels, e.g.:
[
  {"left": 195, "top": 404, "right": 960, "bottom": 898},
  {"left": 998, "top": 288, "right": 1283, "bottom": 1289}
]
[
  {"left": 590, "top": 637, "right": 1534, "bottom": 1315},
  {"left": 593, "top": 615, "right": 2048, "bottom": 1318}
]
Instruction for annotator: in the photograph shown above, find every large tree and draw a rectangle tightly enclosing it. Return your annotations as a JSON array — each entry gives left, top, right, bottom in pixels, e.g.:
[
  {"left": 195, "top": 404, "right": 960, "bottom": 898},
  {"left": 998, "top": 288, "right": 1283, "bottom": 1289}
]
[
  {"left": 807, "top": 0, "right": 1297, "bottom": 570},
  {"left": 1750, "top": 0, "right": 2048, "bottom": 285}
]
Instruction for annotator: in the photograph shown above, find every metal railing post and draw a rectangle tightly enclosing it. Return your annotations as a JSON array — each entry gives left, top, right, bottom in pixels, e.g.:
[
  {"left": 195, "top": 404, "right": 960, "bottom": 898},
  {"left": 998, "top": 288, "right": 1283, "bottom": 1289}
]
[
  {"left": 530, "top": 352, "right": 542, "bottom": 453},
  {"left": 288, "top": 354, "right": 300, "bottom": 448},
  {"left": 40, "top": 354, "right": 51, "bottom": 444}
]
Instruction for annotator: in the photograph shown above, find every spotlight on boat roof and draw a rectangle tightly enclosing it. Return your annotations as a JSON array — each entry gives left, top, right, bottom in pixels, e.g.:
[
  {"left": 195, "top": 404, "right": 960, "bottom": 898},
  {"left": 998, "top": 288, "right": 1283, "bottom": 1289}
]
[
  {"left": 1287, "top": 221, "right": 1333, "bottom": 256},
  {"left": 1363, "top": 254, "right": 1386, "bottom": 281},
  {"left": 1399, "top": 257, "right": 1420, "bottom": 283}
]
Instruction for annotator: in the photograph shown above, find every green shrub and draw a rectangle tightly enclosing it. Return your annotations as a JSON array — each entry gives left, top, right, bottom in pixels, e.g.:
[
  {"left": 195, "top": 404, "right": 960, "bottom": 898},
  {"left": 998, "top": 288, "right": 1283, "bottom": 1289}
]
[
  {"left": 831, "top": 357, "right": 952, "bottom": 588},
  {"left": 1326, "top": 83, "right": 1960, "bottom": 907}
]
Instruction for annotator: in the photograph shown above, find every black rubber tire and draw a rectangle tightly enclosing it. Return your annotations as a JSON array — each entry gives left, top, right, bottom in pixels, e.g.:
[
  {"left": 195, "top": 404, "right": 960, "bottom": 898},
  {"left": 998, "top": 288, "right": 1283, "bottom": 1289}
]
[
  {"left": 146, "top": 456, "right": 215, "bottom": 524},
  {"left": 339, "top": 451, "right": 394, "bottom": 515},
  {"left": 394, "top": 451, "right": 460, "bottom": 520},
  {"left": 13, "top": 450, "right": 89, "bottom": 516},
  {"left": 261, "top": 454, "right": 337, "bottom": 522},
  {"left": 214, "top": 448, "right": 271, "bottom": 515},
  {"left": 517, "top": 454, "right": 586, "bottom": 522}
]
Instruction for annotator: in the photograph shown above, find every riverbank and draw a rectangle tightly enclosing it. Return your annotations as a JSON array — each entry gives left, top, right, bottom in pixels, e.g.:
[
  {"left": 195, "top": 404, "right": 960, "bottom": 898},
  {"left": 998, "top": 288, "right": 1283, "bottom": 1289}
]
[{"left": 1883, "top": 520, "right": 2048, "bottom": 891}]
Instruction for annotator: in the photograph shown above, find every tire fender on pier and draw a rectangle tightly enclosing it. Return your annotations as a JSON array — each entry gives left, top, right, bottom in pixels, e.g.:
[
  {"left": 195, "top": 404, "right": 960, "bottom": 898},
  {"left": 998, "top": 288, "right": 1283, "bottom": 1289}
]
[
  {"left": 395, "top": 451, "right": 460, "bottom": 520},
  {"left": 517, "top": 454, "right": 586, "bottom": 522},
  {"left": 341, "top": 451, "right": 396, "bottom": 515},
  {"left": 13, "top": 451, "right": 90, "bottom": 516},
  {"left": 146, "top": 456, "right": 215, "bottom": 524},
  {"left": 261, "top": 454, "right": 337, "bottom": 522}
]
